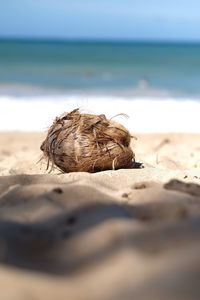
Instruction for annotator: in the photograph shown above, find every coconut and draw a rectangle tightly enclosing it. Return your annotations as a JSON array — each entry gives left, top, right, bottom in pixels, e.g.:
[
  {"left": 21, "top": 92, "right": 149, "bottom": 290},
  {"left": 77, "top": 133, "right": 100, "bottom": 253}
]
[{"left": 40, "top": 109, "right": 135, "bottom": 173}]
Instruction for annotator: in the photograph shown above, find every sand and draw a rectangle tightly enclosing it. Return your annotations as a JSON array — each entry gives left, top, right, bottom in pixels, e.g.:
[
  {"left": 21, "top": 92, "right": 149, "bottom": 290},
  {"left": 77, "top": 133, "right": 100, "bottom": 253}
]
[{"left": 0, "top": 132, "right": 200, "bottom": 300}]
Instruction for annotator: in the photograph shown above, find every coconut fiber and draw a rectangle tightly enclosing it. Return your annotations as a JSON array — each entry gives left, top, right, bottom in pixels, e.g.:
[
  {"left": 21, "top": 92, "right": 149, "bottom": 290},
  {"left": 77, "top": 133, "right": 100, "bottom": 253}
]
[{"left": 40, "top": 109, "right": 135, "bottom": 173}]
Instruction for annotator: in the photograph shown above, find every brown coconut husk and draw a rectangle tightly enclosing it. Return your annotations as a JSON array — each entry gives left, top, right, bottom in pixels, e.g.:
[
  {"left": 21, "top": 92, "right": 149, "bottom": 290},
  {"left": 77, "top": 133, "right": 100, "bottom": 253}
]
[{"left": 40, "top": 109, "right": 135, "bottom": 173}]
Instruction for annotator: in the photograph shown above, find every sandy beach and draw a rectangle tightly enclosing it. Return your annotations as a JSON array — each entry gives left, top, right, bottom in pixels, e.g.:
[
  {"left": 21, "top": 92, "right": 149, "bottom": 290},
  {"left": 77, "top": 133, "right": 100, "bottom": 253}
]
[{"left": 0, "top": 131, "right": 199, "bottom": 299}]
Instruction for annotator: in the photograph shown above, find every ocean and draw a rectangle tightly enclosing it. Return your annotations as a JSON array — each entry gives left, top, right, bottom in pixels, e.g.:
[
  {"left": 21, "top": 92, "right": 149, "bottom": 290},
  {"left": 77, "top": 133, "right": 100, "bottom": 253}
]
[{"left": 0, "top": 39, "right": 200, "bottom": 132}]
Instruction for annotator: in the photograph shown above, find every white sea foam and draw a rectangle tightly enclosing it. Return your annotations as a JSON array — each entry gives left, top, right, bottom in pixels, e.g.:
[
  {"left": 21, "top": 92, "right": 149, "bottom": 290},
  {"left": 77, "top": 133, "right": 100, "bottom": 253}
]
[{"left": 0, "top": 94, "right": 200, "bottom": 132}]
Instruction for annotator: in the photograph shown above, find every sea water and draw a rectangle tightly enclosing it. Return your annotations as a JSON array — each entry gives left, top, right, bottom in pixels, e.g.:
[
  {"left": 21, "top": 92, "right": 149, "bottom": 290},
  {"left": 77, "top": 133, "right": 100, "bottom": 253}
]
[{"left": 0, "top": 39, "right": 200, "bottom": 132}]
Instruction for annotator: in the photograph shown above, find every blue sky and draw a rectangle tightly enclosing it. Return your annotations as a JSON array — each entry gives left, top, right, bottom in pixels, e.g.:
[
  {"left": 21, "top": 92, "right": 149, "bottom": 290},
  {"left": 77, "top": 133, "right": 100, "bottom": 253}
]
[{"left": 1, "top": 0, "right": 200, "bottom": 40}]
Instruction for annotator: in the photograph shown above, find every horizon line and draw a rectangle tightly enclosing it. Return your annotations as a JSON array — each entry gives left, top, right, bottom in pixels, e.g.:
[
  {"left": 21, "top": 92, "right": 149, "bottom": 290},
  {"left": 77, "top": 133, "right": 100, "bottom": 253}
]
[{"left": 1, "top": 36, "right": 200, "bottom": 44}]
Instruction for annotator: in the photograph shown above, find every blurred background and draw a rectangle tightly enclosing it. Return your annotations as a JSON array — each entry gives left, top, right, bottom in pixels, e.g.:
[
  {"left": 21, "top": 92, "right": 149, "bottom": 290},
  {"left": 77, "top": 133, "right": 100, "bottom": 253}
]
[
  {"left": 2, "top": 0, "right": 200, "bottom": 96},
  {"left": 0, "top": 0, "right": 200, "bottom": 131}
]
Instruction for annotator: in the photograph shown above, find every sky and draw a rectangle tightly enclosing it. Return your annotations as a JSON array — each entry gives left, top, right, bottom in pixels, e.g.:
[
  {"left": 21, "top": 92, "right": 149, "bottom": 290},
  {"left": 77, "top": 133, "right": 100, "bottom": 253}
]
[{"left": 1, "top": 0, "right": 200, "bottom": 41}]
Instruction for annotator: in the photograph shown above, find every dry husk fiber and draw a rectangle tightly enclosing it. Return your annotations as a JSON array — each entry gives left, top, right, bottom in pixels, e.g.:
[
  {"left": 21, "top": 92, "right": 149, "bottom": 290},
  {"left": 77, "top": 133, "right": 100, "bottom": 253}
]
[{"left": 40, "top": 109, "right": 135, "bottom": 173}]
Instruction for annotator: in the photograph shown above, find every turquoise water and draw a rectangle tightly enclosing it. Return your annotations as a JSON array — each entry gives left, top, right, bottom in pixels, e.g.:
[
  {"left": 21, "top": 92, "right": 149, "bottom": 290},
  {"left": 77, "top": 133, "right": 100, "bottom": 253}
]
[{"left": 1, "top": 39, "right": 200, "bottom": 96}]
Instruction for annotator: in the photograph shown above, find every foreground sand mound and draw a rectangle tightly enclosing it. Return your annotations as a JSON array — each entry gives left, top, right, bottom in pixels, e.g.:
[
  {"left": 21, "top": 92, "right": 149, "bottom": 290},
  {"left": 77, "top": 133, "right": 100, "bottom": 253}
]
[{"left": 0, "top": 133, "right": 200, "bottom": 299}]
